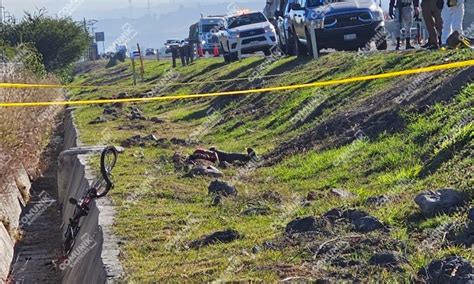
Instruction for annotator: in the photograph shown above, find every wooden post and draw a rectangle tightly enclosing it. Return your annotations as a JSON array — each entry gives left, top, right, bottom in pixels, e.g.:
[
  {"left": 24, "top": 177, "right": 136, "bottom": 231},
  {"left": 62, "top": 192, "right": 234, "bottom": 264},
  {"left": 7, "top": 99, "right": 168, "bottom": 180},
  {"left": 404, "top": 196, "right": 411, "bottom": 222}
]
[
  {"left": 131, "top": 57, "right": 137, "bottom": 85},
  {"left": 137, "top": 43, "right": 145, "bottom": 82}
]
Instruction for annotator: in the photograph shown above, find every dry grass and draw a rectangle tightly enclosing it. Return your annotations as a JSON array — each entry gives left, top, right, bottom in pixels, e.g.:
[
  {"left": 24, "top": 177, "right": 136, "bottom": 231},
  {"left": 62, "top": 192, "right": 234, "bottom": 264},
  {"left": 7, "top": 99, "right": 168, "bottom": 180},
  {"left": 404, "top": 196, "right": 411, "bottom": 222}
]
[{"left": 0, "top": 69, "right": 63, "bottom": 181}]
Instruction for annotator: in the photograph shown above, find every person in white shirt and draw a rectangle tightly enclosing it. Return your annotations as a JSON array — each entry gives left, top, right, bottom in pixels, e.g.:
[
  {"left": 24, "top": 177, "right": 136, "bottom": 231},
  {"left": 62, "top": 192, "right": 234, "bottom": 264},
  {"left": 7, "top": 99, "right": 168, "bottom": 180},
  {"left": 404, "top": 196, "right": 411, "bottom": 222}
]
[{"left": 441, "top": 0, "right": 465, "bottom": 44}]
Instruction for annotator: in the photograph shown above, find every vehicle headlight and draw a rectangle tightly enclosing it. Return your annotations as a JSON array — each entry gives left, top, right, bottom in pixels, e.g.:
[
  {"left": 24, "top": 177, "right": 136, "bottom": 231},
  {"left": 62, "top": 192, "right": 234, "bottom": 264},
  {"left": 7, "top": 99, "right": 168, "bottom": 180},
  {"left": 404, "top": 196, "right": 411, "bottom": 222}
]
[
  {"left": 371, "top": 10, "right": 383, "bottom": 21},
  {"left": 310, "top": 19, "right": 324, "bottom": 29},
  {"left": 228, "top": 31, "right": 239, "bottom": 38},
  {"left": 201, "top": 40, "right": 206, "bottom": 45},
  {"left": 264, "top": 25, "right": 275, "bottom": 33},
  {"left": 166, "top": 45, "right": 170, "bottom": 48}
]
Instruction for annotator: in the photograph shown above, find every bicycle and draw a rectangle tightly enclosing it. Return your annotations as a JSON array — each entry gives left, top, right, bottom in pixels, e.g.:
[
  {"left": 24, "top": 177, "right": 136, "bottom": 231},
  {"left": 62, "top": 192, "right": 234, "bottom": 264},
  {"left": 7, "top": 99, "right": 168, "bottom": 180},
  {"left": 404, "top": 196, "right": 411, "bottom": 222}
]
[{"left": 63, "top": 146, "right": 118, "bottom": 256}]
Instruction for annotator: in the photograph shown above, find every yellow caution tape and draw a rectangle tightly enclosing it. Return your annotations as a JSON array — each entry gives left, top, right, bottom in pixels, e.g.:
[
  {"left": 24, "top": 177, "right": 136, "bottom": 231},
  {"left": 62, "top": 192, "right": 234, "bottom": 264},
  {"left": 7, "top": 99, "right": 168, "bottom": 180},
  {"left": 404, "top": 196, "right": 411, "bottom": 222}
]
[{"left": 1, "top": 59, "right": 473, "bottom": 107}]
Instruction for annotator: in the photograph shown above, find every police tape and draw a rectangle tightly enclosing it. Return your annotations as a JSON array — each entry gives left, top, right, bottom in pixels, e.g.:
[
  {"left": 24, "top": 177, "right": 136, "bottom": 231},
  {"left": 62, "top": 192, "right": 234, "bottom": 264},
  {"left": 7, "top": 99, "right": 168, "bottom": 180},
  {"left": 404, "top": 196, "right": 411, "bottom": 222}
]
[
  {"left": 1, "top": 59, "right": 473, "bottom": 107},
  {"left": 0, "top": 66, "right": 341, "bottom": 90}
]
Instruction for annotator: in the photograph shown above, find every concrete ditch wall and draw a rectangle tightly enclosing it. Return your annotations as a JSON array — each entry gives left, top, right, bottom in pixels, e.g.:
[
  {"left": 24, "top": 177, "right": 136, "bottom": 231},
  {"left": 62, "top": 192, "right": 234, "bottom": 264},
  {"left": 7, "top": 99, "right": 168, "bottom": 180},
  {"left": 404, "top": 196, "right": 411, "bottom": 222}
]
[
  {"left": 0, "top": 166, "right": 31, "bottom": 281},
  {"left": 57, "top": 109, "right": 122, "bottom": 284}
]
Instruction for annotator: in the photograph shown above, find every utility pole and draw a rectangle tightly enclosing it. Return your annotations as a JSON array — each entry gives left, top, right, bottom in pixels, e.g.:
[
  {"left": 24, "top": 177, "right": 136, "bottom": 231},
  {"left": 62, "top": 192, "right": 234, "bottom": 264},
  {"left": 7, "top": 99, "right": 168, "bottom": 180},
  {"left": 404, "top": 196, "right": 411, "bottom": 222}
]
[{"left": 0, "top": 0, "right": 5, "bottom": 24}]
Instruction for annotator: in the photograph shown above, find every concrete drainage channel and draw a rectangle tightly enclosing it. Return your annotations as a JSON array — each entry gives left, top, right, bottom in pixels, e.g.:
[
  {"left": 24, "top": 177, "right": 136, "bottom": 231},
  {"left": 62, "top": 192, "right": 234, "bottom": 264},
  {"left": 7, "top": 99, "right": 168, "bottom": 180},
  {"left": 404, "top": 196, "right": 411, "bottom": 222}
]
[{"left": 4, "top": 109, "right": 123, "bottom": 283}]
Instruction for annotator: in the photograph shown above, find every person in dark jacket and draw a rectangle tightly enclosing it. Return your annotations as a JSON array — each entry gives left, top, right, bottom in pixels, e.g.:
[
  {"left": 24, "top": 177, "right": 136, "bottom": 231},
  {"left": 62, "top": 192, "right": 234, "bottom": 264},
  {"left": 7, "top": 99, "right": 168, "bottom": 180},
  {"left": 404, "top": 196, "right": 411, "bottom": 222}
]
[
  {"left": 390, "top": 0, "right": 421, "bottom": 49},
  {"left": 209, "top": 147, "right": 257, "bottom": 163},
  {"left": 421, "top": 0, "right": 443, "bottom": 49}
]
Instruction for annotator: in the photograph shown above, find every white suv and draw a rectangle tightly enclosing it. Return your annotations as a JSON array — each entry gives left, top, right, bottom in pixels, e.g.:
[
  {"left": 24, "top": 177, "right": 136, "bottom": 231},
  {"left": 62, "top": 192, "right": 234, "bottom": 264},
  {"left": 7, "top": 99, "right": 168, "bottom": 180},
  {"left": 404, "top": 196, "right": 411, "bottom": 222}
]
[{"left": 219, "top": 12, "right": 277, "bottom": 62}]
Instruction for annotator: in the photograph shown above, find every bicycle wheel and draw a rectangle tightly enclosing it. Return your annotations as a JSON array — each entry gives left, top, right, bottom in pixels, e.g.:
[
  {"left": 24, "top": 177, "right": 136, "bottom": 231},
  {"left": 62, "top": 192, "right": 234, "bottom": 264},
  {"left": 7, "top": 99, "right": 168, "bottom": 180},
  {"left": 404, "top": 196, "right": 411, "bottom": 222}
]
[
  {"left": 100, "top": 146, "right": 117, "bottom": 184},
  {"left": 64, "top": 224, "right": 78, "bottom": 255},
  {"left": 96, "top": 146, "right": 118, "bottom": 197}
]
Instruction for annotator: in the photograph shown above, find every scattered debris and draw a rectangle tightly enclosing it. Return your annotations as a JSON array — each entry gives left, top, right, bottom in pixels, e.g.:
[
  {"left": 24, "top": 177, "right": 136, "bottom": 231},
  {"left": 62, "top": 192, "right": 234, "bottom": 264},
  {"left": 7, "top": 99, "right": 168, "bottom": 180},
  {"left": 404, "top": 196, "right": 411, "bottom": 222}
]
[
  {"left": 369, "top": 251, "right": 402, "bottom": 267},
  {"left": 208, "top": 180, "right": 237, "bottom": 197},
  {"left": 89, "top": 117, "right": 107, "bottom": 124},
  {"left": 211, "top": 195, "right": 222, "bottom": 206},
  {"left": 241, "top": 206, "right": 270, "bottom": 216},
  {"left": 189, "top": 149, "right": 219, "bottom": 163},
  {"left": 414, "top": 189, "right": 466, "bottom": 216},
  {"left": 417, "top": 256, "right": 474, "bottom": 283},
  {"left": 150, "top": 117, "right": 165, "bottom": 123},
  {"left": 172, "top": 152, "right": 190, "bottom": 171},
  {"left": 261, "top": 190, "right": 282, "bottom": 203},
  {"left": 121, "top": 134, "right": 158, "bottom": 147},
  {"left": 365, "top": 195, "right": 390, "bottom": 206},
  {"left": 189, "top": 229, "right": 240, "bottom": 248},
  {"left": 103, "top": 106, "right": 120, "bottom": 117},
  {"left": 323, "top": 208, "right": 385, "bottom": 233},
  {"left": 252, "top": 245, "right": 261, "bottom": 254},
  {"left": 306, "top": 191, "right": 318, "bottom": 201},
  {"left": 330, "top": 188, "right": 353, "bottom": 199},
  {"left": 285, "top": 216, "right": 328, "bottom": 234},
  {"left": 129, "top": 106, "right": 146, "bottom": 120},
  {"left": 170, "top": 138, "right": 189, "bottom": 146}
]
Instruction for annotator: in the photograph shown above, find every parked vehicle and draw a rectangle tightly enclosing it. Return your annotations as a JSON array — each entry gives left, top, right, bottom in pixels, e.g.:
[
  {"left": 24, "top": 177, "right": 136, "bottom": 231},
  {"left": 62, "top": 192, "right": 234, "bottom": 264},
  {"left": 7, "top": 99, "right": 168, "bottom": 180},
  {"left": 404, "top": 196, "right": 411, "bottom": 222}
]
[
  {"left": 219, "top": 11, "right": 278, "bottom": 62},
  {"left": 287, "top": 0, "right": 387, "bottom": 56},
  {"left": 198, "top": 16, "right": 226, "bottom": 54},
  {"left": 145, "top": 48, "right": 157, "bottom": 56},
  {"left": 164, "top": 39, "right": 181, "bottom": 54},
  {"left": 275, "top": 0, "right": 298, "bottom": 55},
  {"left": 131, "top": 50, "right": 141, "bottom": 58}
]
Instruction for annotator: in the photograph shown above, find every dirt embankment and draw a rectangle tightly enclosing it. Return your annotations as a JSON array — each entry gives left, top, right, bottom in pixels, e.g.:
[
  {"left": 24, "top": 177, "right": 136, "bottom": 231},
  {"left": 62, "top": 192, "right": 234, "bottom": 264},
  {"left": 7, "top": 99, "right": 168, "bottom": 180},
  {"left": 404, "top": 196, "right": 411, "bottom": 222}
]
[
  {"left": 268, "top": 67, "right": 474, "bottom": 164},
  {"left": 0, "top": 69, "right": 63, "bottom": 281}
]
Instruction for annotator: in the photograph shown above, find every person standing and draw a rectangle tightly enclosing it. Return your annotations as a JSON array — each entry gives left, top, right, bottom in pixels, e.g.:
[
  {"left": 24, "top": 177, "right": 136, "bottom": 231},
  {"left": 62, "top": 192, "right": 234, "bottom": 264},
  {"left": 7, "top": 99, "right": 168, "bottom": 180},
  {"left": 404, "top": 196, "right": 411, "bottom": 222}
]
[
  {"left": 441, "top": 0, "right": 465, "bottom": 45},
  {"left": 390, "top": 0, "right": 421, "bottom": 50},
  {"left": 421, "top": 0, "right": 443, "bottom": 49}
]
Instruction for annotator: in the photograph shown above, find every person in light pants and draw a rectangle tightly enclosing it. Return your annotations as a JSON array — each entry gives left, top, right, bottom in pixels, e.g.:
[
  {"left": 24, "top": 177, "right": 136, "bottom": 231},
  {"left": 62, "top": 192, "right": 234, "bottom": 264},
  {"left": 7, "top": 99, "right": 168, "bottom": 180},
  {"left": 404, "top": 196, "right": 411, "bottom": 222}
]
[
  {"left": 441, "top": 0, "right": 465, "bottom": 44},
  {"left": 390, "top": 0, "right": 420, "bottom": 49}
]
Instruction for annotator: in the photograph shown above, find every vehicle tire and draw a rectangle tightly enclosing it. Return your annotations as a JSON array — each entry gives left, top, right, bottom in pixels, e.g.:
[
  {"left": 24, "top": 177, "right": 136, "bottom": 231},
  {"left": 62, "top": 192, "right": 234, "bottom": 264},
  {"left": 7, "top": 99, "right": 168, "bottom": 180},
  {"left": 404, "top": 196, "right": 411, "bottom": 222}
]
[
  {"left": 286, "top": 31, "right": 296, "bottom": 56},
  {"left": 230, "top": 52, "right": 239, "bottom": 61},
  {"left": 376, "top": 39, "right": 388, "bottom": 50},
  {"left": 224, "top": 53, "right": 232, "bottom": 63},
  {"left": 263, "top": 48, "right": 272, "bottom": 56},
  {"left": 292, "top": 28, "right": 307, "bottom": 57}
]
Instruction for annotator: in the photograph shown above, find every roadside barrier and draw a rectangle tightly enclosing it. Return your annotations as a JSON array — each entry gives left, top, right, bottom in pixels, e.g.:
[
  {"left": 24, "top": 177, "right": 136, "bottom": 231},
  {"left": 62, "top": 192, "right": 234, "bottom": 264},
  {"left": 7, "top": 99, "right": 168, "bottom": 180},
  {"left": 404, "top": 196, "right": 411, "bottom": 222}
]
[{"left": 0, "top": 59, "right": 473, "bottom": 107}]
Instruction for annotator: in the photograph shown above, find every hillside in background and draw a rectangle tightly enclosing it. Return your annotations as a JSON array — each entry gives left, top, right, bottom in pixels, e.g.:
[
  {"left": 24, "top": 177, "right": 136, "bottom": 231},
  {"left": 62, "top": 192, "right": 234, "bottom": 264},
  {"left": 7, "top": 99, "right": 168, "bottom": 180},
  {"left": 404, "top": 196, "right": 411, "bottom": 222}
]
[{"left": 68, "top": 49, "right": 473, "bottom": 282}]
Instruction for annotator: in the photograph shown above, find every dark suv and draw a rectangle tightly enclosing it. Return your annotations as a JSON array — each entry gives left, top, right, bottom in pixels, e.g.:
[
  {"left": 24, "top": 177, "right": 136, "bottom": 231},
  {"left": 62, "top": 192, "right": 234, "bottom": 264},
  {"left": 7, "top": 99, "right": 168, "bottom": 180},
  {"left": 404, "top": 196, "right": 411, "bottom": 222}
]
[{"left": 287, "top": 0, "right": 387, "bottom": 55}]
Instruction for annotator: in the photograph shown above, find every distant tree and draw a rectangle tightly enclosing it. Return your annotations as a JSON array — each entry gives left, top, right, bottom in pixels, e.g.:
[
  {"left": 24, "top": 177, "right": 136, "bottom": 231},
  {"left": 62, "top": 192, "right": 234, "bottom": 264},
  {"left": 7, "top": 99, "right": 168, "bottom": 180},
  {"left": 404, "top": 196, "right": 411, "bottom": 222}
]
[{"left": 0, "top": 10, "right": 90, "bottom": 72}]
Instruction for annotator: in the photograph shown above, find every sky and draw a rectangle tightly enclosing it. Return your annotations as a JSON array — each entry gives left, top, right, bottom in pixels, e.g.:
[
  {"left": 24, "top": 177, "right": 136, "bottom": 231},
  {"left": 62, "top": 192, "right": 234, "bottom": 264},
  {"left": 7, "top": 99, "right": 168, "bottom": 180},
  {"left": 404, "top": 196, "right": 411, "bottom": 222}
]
[{"left": 3, "top": 0, "right": 224, "bottom": 19}]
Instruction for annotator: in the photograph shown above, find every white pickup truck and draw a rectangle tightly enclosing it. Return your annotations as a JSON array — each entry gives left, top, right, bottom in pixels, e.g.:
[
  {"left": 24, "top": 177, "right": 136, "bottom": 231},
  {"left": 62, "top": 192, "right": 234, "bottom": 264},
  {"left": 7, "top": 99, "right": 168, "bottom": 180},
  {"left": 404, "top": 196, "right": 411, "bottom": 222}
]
[{"left": 218, "top": 12, "right": 278, "bottom": 62}]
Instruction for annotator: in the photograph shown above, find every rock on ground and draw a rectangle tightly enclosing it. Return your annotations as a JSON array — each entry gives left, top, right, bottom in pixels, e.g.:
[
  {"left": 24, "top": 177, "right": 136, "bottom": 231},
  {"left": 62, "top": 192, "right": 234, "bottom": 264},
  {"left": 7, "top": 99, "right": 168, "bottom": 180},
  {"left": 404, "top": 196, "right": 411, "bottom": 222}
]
[
  {"left": 208, "top": 180, "right": 237, "bottom": 197},
  {"left": 285, "top": 216, "right": 328, "bottom": 234},
  {"left": 353, "top": 216, "right": 384, "bottom": 233},
  {"left": 369, "top": 251, "right": 402, "bottom": 267},
  {"left": 189, "top": 229, "right": 240, "bottom": 248},
  {"left": 330, "top": 188, "right": 353, "bottom": 198},
  {"left": 414, "top": 189, "right": 466, "bottom": 216},
  {"left": 417, "top": 256, "right": 474, "bottom": 283}
]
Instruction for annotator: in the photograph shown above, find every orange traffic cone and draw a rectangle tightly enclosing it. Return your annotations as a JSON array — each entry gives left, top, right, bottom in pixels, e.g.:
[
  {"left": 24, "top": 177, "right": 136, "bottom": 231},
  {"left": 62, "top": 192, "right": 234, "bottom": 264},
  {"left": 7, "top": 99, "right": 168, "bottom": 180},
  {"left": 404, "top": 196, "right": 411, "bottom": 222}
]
[
  {"left": 213, "top": 44, "right": 220, "bottom": 57},
  {"left": 198, "top": 45, "right": 204, "bottom": 57}
]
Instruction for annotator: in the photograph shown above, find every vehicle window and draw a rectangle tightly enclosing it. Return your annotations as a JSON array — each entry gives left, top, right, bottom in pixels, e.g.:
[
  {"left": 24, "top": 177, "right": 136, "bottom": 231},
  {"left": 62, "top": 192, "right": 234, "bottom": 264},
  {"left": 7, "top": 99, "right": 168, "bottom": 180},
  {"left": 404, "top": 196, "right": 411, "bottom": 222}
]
[
  {"left": 227, "top": 13, "right": 267, "bottom": 28},
  {"left": 306, "top": 0, "right": 324, "bottom": 7},
  {"left": 201, "top": 25, "right": 218, "bottom": 33}
]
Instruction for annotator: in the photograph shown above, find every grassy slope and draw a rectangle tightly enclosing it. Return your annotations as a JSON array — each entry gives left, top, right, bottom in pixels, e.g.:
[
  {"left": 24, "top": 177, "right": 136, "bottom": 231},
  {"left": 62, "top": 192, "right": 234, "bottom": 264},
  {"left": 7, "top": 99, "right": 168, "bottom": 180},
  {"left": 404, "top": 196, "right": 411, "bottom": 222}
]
[{"left": 70, "top": 50, "right": 473, "bottom": 282}]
